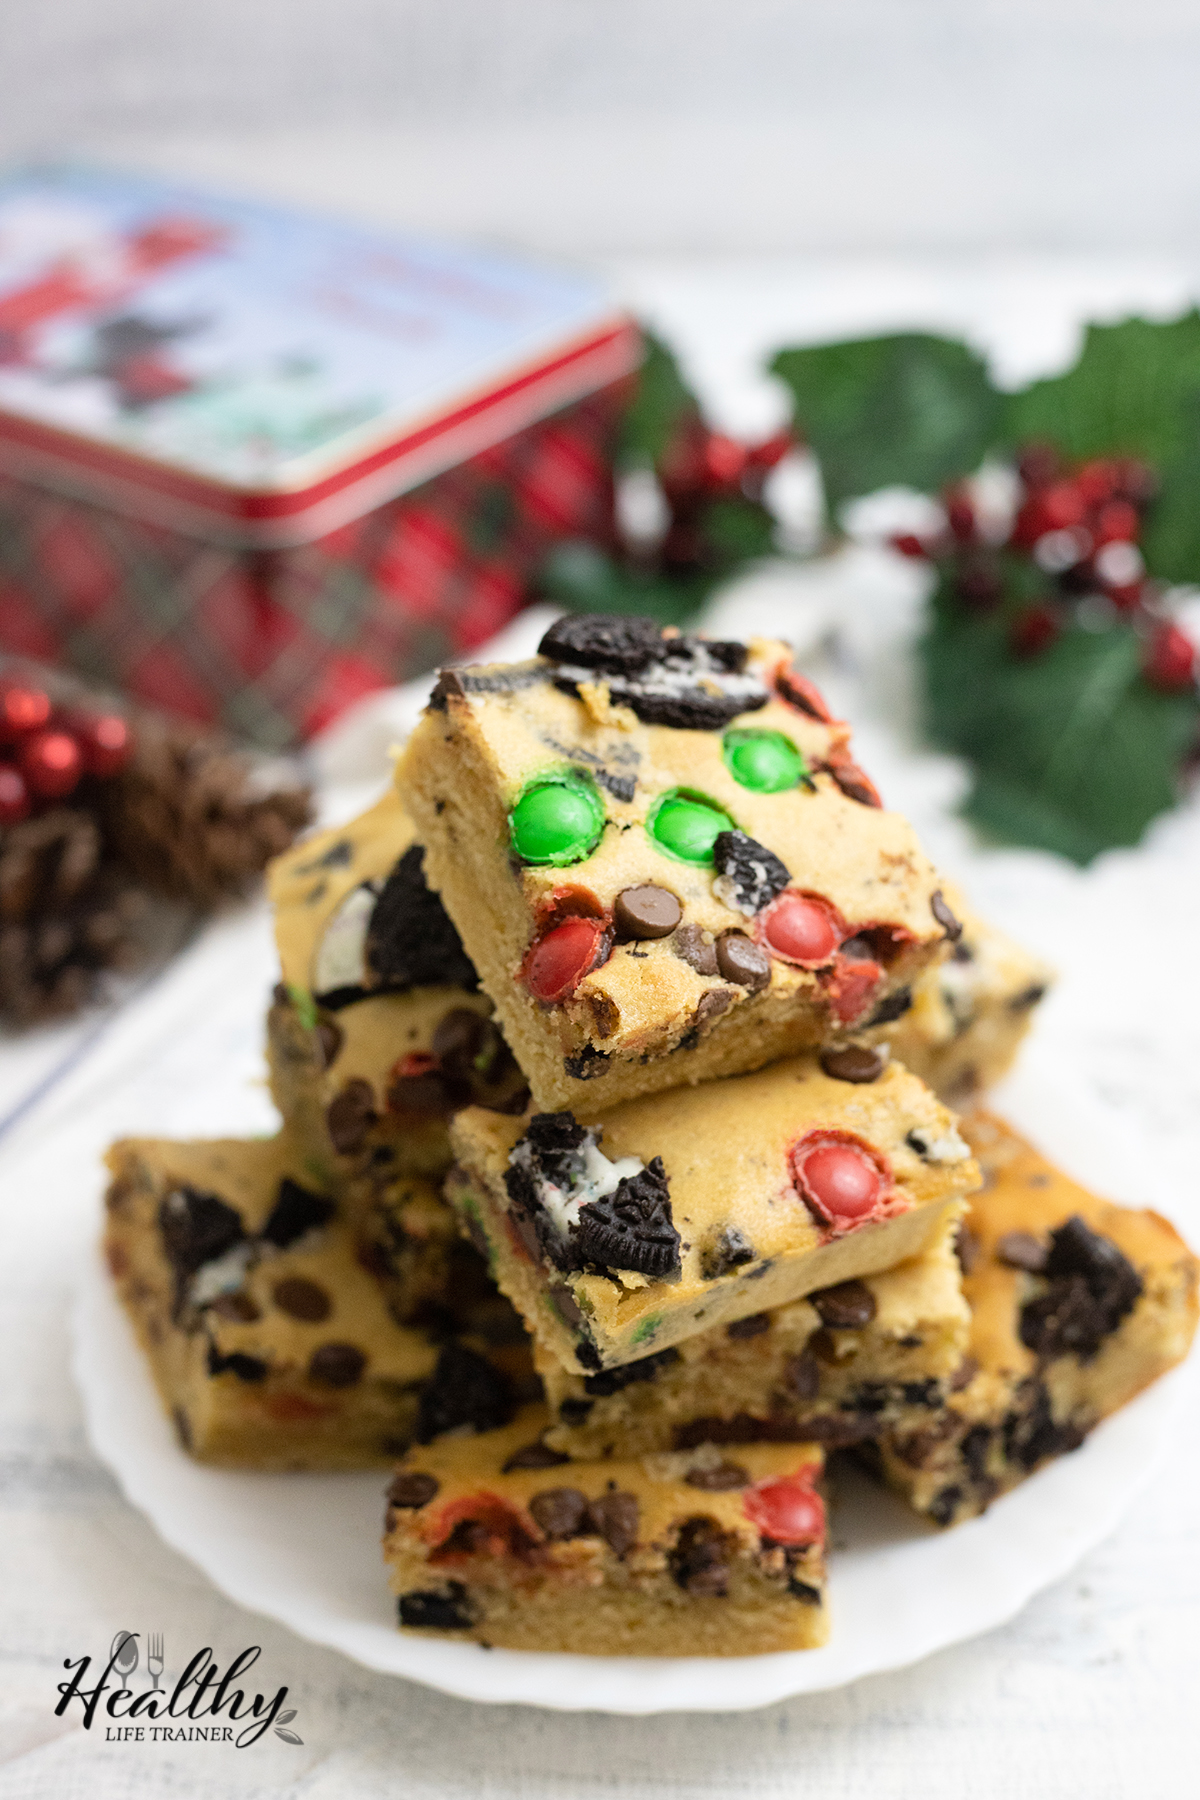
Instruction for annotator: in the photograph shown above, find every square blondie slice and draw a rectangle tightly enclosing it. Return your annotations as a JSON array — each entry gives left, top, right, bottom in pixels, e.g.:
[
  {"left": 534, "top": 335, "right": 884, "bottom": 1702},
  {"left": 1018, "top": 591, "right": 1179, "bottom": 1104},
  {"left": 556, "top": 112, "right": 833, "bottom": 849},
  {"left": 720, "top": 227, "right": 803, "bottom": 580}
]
[
  {"left": 539, "top": 1210, "right": 970, "bottom": 1459},
  {"left": 267, "top": 789, "right": 526, "bottom": 1190},
  {"left": 447, "top": 1052, "right": 979, "bottom": 1375},
  {"left": 104, "top": 1133, "right": 480, "bottom": 1469},
  {"left": 384, "top": 1404, "right": 829, "bottom": 1655},
  {"left": 880, "top": 893, "right": 1053, "bottom": 1104},
  {"left": 873, "top": 1113, "right": 1199, "bottom": 1525},
  {"left": 397, "top": 613, "right": 957, "bottom": 1114}
]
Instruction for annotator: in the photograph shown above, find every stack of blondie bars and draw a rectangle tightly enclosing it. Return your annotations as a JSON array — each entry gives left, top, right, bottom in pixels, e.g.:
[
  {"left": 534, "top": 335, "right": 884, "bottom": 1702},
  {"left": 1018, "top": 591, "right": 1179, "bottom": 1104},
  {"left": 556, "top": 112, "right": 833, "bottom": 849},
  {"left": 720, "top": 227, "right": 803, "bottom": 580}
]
[{"left": 105, "top": 615, "right": 1198, "bottom": 1659}]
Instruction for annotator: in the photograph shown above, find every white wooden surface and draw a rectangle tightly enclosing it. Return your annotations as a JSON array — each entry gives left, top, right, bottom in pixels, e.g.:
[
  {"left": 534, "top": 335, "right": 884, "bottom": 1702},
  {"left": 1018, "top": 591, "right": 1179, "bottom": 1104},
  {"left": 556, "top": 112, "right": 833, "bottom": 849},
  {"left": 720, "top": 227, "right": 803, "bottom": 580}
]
[{"left": 1, "top": 260, "right": 1198, "bottom": 1798}]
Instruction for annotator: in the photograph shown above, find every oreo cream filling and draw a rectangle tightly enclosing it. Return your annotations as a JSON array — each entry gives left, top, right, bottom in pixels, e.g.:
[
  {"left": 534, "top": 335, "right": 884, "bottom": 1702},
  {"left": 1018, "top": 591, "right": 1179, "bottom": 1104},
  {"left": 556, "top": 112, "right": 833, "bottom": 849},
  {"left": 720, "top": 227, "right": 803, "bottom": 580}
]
[
  {"left": 510, "top": 1132, "right": 645, "bottom": 1239},
  {"left": 312, "top": 881, "right": 380, "bottom": 997}
]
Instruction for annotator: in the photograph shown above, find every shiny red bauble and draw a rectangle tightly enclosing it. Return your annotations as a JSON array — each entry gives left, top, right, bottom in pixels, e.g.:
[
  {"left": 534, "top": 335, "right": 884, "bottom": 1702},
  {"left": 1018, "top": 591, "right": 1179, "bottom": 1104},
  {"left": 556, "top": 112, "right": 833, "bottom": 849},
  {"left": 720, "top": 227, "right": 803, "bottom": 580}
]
[{"left": 0, "top": 684, "right": 51, "bottom": 743}]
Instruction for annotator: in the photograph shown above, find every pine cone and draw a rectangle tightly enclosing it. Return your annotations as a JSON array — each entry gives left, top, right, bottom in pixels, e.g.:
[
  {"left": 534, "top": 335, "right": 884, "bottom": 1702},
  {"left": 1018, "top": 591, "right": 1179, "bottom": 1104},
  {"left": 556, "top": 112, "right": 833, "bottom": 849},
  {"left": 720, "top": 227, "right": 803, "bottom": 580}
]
[
  {"left": 0, "top": 809, "right": 150, "bottom": 1026},
  {"left": 99, "top": 714, "right": 313, "bottom": 908}
]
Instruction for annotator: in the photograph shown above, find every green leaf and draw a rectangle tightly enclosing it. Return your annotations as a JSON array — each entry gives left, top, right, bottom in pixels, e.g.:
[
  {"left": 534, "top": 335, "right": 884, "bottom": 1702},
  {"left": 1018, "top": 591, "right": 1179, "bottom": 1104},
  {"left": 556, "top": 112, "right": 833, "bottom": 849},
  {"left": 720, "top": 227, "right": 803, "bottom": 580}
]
[
  {"left": 619, "top": 330, "right": 699, "bottom": 468},
  {"left": 769, "top": 333, "right": 1001, "bottom": 518},
  {"left": 1001, "top": 312, "right": 1200, "bottom": 467},
  {"left": 536, "top": 540, "right": 713, "bottom": 628},
  {"left": 921, "top": 596, "right": 1197, "bottom": 863}
]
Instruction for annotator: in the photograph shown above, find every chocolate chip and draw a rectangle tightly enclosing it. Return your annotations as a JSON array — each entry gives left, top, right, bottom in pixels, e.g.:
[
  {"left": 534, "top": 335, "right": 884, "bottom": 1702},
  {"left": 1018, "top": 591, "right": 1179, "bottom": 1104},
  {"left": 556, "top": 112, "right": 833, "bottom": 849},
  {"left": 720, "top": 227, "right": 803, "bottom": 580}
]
[
  {"left": 701, "top": 1225, "right": 756, "bottom": 1280},
  {"left": 529, "top": 1487, "right": 591, "bottom": 1538},
  {"left": 263, "top": 1177, "right": 335, "bottom": 1248},
  {"left": 715, "top": 932, "right": 771, "bottom": 990},
  {"left": 571, "top": 1157, "right": 682, "bottom": 1279},
  {"left": 692, "top": 987, "right": 736, "bottom": 1032},
  {"left": 669, "top": 1517, "right": 732, "bottom": 1596},
  {"left": 712, "top": 830, "right": 790, "bottom": 915},
  {"left": 726, "top": 1312, "right": 770, "bottom": 1340},
  {"left": 587, "top": 1488, "right": 639, "bottom": 1557},
  {"left": 398, "top": 1582, "right": 476, "bottom": 1630},
  {"left": 930, "top": 890, "right": 963, "bottom": 940},
  {"left": 427, "top": 669, "right": 467, "bottom": 711},
  {"left": 956, "top": 1221, "right": 982, "bottom": 1275},
  {"left": 417, "top": 1342, "right": 515, "bottom": 1442},
  {"left": 672, "top": 922, "right": 719, "bottom": 976},
  {"left": 159, "top": 1186, "right": 244, "bottom": 1278},
  {"left": 810, "top": 1280, "right": 877, "bottom": 1329},
  {"left": 547, "top": 1281, "right": 586, "bottom": 1330},
  {"left": 785, "top": 1348, "right": 821, "bottom": 1400},
  {"left": 273, "top": 1276, "right": 332, "bottom": 1322},
  {"left": 326, "top": 1079, "right": 379, "bottom": 1155},
  {"left": 996, "top": 1231, "right": 1049, "bottom": 1273},
  {"left": 685, "top": 1461, "right": 750, "bottom": 1491},
  {"left": 206, "top": 1346, "right": 268, "bottom": 1383},
  {"left": 538, "top": 613, "right": 664, "bottom": 675},
  {"left": 314, "top": 1017, "right": 344, "bottom": 1069},
  {"left": 788, "top": 1579, "right": 823, "bottom": 1605},
  {"left": 583, "top": 1346, "right": 680, "bottom": 1396},
  {"left": 366, "top": 845, "right": 478, "bottom": 992},
  {"left": 950, "top": 1356, "right": 979, "bottom": 1391},
  {"left": 430, "top": 1005, "right": 484, "bottom": 1066},
  {"left": 387, "top": 1470, "right": 440, "bottom": 1508},
  {"left": 614, "top": 884, "right": 682, "bottom": 941},
  {"left": 208, "top": 1291, "right": 260, "bottom": 1322},
  {"left": 866, "top": 986, "right": 913, "bottom": 1025},
  {"left": 564, "top": 1045, "right": 610, "bottom": 1079},
  {"left": 819, "top": 1045, "right": 886, "bottom": 1083},
  {"left": 303, "top": 1342, "right": 363, "bottom": 1387},
  {"left": 502, "top": 1439, "right": 571, "bottom": 1471}
]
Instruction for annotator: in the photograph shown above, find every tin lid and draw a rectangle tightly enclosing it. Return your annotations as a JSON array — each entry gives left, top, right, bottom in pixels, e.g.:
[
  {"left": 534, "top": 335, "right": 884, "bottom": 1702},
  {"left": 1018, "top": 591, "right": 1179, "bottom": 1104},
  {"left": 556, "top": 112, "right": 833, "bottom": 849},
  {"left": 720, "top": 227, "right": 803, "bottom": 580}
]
[{"left": 0, "top": 167, "right": 638, "bottom": 546}]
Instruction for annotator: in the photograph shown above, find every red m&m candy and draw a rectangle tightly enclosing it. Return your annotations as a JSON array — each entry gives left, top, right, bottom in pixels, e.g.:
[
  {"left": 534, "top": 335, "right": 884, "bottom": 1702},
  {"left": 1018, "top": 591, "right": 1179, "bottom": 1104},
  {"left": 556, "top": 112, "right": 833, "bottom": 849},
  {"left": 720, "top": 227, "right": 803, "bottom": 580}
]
[
  {"left": 761, "top": 890, "right": 842, "bottom": 966},
  {"left": 791, "top": 1129, "right": 890, "bottom": 1227},
  {"left": 523, "top": 917, "right": 608, "bottom": 1004},
  {"left": 742, "top": 1473, "right": 825, "bottom": 1546}
]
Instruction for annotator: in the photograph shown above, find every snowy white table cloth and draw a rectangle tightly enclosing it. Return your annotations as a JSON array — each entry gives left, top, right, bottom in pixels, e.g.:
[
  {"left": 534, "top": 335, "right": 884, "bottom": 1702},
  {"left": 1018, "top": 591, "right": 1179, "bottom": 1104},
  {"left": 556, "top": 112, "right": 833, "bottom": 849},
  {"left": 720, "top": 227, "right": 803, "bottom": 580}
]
[{"left": 2, "top": 259, "right": 1199, "bottom": 1800}]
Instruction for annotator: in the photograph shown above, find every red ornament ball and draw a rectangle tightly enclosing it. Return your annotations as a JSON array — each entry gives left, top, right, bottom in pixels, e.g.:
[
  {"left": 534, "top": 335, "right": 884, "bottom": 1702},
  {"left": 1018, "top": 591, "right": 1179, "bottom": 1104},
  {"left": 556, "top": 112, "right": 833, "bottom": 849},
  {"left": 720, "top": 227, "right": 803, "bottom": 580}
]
[
  {"left": 0, "top": 684, "right": 51, "bottom": 743},
  {"left": 20, "top": 728, "right": 83, "bottom": 799}
]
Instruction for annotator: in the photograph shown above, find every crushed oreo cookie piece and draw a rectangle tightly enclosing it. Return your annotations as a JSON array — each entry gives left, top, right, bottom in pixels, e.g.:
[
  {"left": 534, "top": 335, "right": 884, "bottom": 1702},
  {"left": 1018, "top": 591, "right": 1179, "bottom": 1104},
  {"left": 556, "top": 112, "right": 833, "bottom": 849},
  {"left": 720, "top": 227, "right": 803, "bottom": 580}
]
[
  {"left": 366, "top": 845, "right": 478, "bottom": 992},
  {"left": 564, "top": 1044, "right": 610, "bottom": 1080},
  {"left": 711, "top": 831, "right": 791, "bottom": 916},
  {"left": 417, "top": 1342, "right": 516, "bottom": 1442},
  {"left": 159, "top": 1186, "right": 245, "bottom": 1278},
  {"left": 1003, "top": 1378, "right": 1088, "bottom": 1470},
  {"left": 701, "top": 1226, "right": 756, "bottom": 1281},
  {"left": 398, "top": 1582, "right": 476, "bottom": 1631},
  {"left": 582, "top": 1346, "right": 680, "bottom": 1396},
  {"left": 427, "top": 669, "right": 466, "bottom": 711},
  {"left": 572, "top": 1158, "right": 682, "bottom": 1279},
  {"left": 669, "top": 1517, "right": 732, "bottom": 1596},
  {"left": 206, "top": 1345, "right": 268, "bottom": 1383},
  {"left": 1019, "top": 1215, "right": 1142, "bottom": 1361},
  {"left": 262, "top": 1177, "right": 335, "bottom": 1248},
  {"left": 866, "top": 986, "right": 913, "bottom": 1026},
  {"left": 538, "top": 614, "right": 665, "bottom": 675},
  {"left": 542, "top": 617, "right": 768, "bottom": 729}
]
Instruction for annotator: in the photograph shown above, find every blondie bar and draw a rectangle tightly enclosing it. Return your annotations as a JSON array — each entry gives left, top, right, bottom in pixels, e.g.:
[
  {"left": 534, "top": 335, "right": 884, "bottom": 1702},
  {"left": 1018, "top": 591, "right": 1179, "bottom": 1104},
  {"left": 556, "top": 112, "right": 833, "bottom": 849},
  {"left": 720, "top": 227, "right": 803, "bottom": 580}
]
[
  {"left": 447, "top": 1052, "right": 978, "bottom": 1375},
  {"left": 397, "top": 615, "right": 956, "bottom": 1113},
  {"left": 384, "top": 1404, "right": 829, "bottom": 1655},
  {"left": 873, "top": 1113, "right": 1198, "bottom": 1525},
  {"left": 267, "top": 789, "right": 526, "bottom": 1187},
  {"left": 104, "top": 1133, "right": 523, "bottom": 1469},
  {"left": 539, "top": 1210, "right": 969, "bottom": 1459}
]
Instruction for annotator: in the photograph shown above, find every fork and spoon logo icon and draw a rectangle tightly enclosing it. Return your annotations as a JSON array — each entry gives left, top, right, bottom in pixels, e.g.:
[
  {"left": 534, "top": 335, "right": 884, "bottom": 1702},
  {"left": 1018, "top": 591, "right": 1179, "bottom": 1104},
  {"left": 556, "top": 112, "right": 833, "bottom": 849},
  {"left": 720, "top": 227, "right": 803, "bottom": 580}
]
[{"left": 109, "top": 1632, "right": 164, "bottom": 1691}]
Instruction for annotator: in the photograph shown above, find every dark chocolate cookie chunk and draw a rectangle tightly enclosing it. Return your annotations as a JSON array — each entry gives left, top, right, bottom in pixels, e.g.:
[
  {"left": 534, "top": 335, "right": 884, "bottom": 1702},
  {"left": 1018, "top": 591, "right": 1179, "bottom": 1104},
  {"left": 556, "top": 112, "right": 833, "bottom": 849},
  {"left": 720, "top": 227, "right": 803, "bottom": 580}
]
[
  {"left": 206, "top": 1345, "right": 268, "bottom": 1383},
  {"left": 669, "top": 1516, "right": 732, "bottom": 1596},
  {"left": 868, "top": 986, "right": 913, "bottom": 1026},
  {"left": 528, "top": 1486, "right": 591, "bottom": 1539},
  {"left": 701, "top": 1225, "right": 756, "bottom": 1280},
  {"left": 308, "top": 1342, "right": 366, "bottom": 1387},
  {"left": 572, "top": 1157, "right": 681, "bottom": 1279},
  {"left": 1019, "top": 1215, "right": 1142, "bottom": 1361},
  {"left": 416, "top": 1342, "right": 516, "bottom": 1443},
  {"left": 159, "top": 1186, "right": 245, "bottom": 1278},
  {"left": 398, "top": 1581, "right": 476, "bottom": 1631},
  {"left": 538, "top": 613, "right": 664, "bottom": 676},
  {"left": 586, "top": 1488, "right": 639, "bottom": 1557},
  {"left": 711, "top": 830, "right": 791, "bottom": 916},
  {"left": 366, "top": 845, "right": 478, "bottom": 992},
  {"left": 262, "top": 1177, "right": 335, "bottom": 1248},
  {"left": 810, "top": 1279, "right": 877, "bottom": 1329},
  {"left": 326, "top": 1078, "right": 379, "bottom": 1155},
  {"left": 819, "top": 1045, "right": 886, "bottom": 1084},
  {"left": 564, "top": 1044, "right": 610, "bottom": 1080},
  {"left": 582, "top": 1346, "right": 680, "bottom": 1397}
]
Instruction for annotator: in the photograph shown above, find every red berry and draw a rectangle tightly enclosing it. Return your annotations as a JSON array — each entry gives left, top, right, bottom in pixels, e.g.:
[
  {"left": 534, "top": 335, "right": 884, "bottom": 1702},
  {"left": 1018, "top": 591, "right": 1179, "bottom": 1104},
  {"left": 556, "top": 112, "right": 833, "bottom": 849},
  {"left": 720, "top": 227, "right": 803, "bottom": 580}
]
[
  {"left": 761, "top": 891, "right": 843, "bottom": 966},
  {"left": 791, "top": 1130, "right": 889, "bottom": 1225},
  {"left": 72, "top": 711, "right": 132, "bottom": 778},
  {"left": 0, "top": 763, "right": 31, "bottom": 824},
  {"left": 890, "top": 533, "right": 928, "bottom": 560},
  {"left": 1093, "top": 499, "right": 1139, "bottom": 545},
  {"left": 1040, "top": 481, "right": 1087, "bottom": 530},
  {"left": 0, "top": 684, "right": 51, "bottom": 742},
  {"left": 742, "top": 1473, "right": 825, "bottom": 1547},
  {"left": 745, "top": 430, "right": 793, "bottom": 471},
  {"left": 1010, "top": 605, "right": 1060, "bottom": 659},
  {"left": 522, "top": 918, "right": 607, "bottom": 1004},
  {"left": 1144, "top": 623, "right": 1196, "bottom": 692},
  {"left": 1017, "top": 443, "right": 1060, "bottom": 490},
  {"left": 1112, "top": 459, "right": 1157, "bottom": 506},
  {"left": 945, "top": 490, "right": 976, "bottom": 543},
  {"left": 1075, "top": 459, "right": 1120, "bottom": 507},
  {"left": 20, "top": 728, "right": 83, "bottom": 798}
]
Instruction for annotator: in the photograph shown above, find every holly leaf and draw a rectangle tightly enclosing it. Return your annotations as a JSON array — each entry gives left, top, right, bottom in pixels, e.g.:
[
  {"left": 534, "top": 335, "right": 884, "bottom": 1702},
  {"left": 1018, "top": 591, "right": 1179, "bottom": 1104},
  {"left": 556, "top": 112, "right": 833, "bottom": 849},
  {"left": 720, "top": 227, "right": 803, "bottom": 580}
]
[
  {"left": 921, "top": 596, "right": 1197, "bottom": 863},
  {"left": 769, "top": 333, "right": 1001, "bottom": 518},
  {"left": 619, "top": 331, "right": 700, "bottom": 468},
  {"left": 1001, "top": 312, "right": 1200, "bottom": 468},
  {"left": 535, "top": 540, "right": 710, "bottom": 628}
]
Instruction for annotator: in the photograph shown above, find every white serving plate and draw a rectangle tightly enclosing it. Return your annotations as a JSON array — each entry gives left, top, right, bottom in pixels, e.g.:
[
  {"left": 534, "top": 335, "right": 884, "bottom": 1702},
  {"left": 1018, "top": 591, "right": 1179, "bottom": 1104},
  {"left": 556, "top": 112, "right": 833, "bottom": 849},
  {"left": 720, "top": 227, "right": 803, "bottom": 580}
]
[{"left": 73, "top": 1043, "right": 1187, "bottom": 1713}]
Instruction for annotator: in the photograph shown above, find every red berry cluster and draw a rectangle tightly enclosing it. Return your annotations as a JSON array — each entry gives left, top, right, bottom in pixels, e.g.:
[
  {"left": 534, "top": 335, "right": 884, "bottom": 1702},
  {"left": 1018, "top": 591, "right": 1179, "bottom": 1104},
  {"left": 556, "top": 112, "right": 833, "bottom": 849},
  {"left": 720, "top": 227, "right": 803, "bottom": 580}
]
[
  {"left": 650, "top": 419, "right": 793, "bottom": 573},
  {"left": 0, "top": 677, "right": 132, "bottom": 826},
  {"left": 893, "top": 445, "right": 1198, "bottom": 695}
]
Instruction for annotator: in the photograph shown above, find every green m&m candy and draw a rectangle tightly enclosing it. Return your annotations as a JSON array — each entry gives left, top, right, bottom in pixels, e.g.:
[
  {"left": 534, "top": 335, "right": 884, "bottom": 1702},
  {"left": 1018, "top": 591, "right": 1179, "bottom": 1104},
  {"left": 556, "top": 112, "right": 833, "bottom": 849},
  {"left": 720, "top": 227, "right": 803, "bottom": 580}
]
[
  {"left": 509, "top": 772, "right": 605, "bottom": 865},
  {"left": 722, "top": 728, "right": 806, "bottom": 793},
  {"left": 647, "top": 789, "right": 735, "bottom": 864}
]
